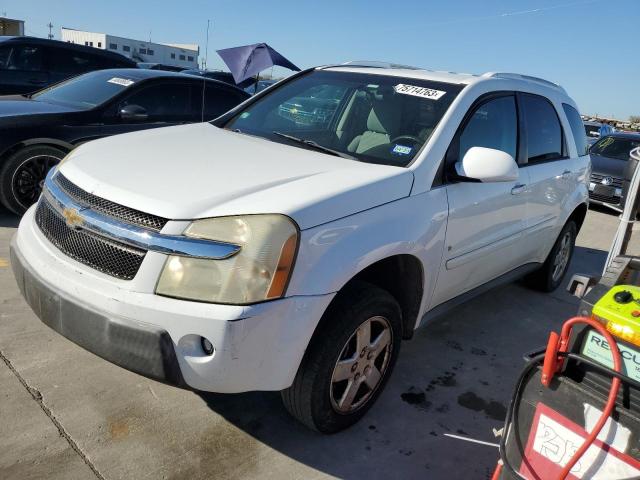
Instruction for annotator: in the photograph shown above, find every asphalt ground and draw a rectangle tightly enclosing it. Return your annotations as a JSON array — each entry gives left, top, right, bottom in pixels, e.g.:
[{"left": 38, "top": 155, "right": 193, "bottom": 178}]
[{"left": 1, "top": 205, "right": 637, "bottom": 480}]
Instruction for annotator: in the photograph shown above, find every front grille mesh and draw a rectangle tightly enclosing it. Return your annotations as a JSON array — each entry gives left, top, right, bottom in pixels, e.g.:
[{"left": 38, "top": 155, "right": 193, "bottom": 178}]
[
  {"left": 35, "top": 199, "right": 146, "bottom": 280},
  {"left": 589, "top": 192, "right": 620, "bottom": 205},
  {"left": 55, "top": 174, "right": 168, "bottom": 232},
  {"left": 590, "top": 173, "right": 623, "bottom": 188}
]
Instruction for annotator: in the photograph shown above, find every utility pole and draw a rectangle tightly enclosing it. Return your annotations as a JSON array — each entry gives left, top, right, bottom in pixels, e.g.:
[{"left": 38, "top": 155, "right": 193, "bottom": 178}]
[
  {"left": 203, "top": 19, "right": 210, "bottom": 71},
  {"left": 47, "top": 22, "right": 54, "bottom": 39}
]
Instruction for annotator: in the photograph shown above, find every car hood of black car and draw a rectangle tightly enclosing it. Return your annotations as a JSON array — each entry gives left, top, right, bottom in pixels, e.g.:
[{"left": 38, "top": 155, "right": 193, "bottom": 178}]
[
  {"left": 590, "top": 153, "right": 627, "bottom": 178},
  {"left": 0, "top": 96, "right": 80, "bottom": 117}
]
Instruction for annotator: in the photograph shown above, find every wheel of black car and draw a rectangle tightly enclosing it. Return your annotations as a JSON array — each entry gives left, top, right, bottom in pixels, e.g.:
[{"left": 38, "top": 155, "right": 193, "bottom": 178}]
[
  {"left": 525, "top": 220, "right": 577, "bottom": 292},
  {"left": 0, "top": 145, "right": 66, "bottom": 214},
  {"left": 281, "top": 281, "right": 402, "bottom": 433}
]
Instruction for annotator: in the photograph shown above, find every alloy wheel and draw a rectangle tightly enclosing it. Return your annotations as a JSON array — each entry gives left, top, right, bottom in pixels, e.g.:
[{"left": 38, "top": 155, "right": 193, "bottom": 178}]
[
  {"left": 12, "top": 154, "right": 60, "bottom": 210},
  {"left": 551, "top": 231, "right": 572, "bottom": 282},
  {"left": 329, "top": 315, "right": 393, "bottom": 414}
]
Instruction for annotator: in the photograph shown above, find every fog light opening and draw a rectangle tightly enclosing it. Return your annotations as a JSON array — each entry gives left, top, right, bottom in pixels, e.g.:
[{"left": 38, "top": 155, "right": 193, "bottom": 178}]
[{"left": 201, "top": 337, "right": 215, "bottom": 356}]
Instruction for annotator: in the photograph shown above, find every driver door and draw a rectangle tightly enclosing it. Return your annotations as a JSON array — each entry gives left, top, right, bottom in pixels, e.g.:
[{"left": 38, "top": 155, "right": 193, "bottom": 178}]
[{"left": 430, "top": 93, "right": 531, "bottom": 308}]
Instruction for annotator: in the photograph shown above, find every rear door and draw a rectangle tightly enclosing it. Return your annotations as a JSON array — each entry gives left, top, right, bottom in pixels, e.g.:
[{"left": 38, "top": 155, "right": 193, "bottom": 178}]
[
  {"left": 517, "top": 93, "right": 575, "bottom": 261},
  {"left": 0, "top": 43, "right": 48, "bottom": 94},
  {"left": 430, "top": 93, "right": 530, "bottom": 307}
]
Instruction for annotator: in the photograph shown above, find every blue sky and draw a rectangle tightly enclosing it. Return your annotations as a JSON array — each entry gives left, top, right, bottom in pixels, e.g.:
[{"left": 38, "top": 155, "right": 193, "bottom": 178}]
[{"left": 5, "top": 0, "right": 640, "bottom": 119}]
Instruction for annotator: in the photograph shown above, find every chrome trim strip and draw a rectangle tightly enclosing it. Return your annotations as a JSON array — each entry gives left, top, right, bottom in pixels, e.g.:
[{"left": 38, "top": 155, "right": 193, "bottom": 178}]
[{"left": 43, "top": 170, "right": 241, "bottom": 260}]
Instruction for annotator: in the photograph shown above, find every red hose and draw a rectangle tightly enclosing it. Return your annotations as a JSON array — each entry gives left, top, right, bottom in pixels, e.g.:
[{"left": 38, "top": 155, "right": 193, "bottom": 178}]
[{"left": 554, "top": 317, "right": 623, "bottom": 480}]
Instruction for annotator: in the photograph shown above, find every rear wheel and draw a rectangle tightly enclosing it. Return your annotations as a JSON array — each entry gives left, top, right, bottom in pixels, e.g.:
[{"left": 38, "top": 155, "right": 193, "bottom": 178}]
[
  {"left": 281, "top": 281, "right": 402, "bottom": 433},
  {"left": 0, "top": 145, "right": 66, "bottom": 215},
  {"left": 525, "top": 220, "right": 577, "bottom": 292}
]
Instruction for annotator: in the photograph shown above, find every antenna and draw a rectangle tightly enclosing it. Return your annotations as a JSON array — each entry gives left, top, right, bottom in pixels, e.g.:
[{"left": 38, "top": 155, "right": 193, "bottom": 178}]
[
  {"left": 203, "top": 19, "right": 210, "bottom": 71},
  {"left": 47, "top": 22, "right": 54, "bottom": 40}
]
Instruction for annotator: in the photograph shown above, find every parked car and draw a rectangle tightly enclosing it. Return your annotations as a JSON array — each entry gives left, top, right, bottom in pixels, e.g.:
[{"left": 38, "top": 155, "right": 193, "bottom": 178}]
[
  {"left": 584, "top": 120, "right": 603, "bottom": 145},
  {"left": 182, "top": 69, "right": 238, "bottom": 86},
  {"left": 588, "top": 133, "right": 640, "bottom": 211},
  {"left": 11, "top": 64, "right": 589, "bottom": 433},
  {"left": 0, "top": 36, "right": 135, "bottom": 95},
  {"left": 137, "top": 62, "right": 186, "bottom": 72},
  {"left": 244, "top": 79, "right": 278, "bottom": 94},
  {"left": 0, "top": 68, "right": 249, "bottom": 213}
]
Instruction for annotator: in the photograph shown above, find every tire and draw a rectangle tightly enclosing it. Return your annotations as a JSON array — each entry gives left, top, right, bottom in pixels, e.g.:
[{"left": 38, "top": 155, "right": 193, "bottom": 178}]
[
  {"left": 0, "top": 145, "right": 66, "bottom": 215},
  {"left": 525, "top": 220, "right": 577, "bottom": 292},
  {"left": 281, "top": 281, "right": 402, "bottom": 433}
]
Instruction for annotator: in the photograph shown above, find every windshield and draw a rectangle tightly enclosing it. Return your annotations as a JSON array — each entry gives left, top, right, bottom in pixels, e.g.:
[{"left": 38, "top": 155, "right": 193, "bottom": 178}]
[
  {"left": 584, "top": 124, "right": 600, "bottom": 137},
  {"left": 591, "top": 136, "right": 640, "bottom": 161},
  {"left": 225, "top": 70, "right": 462, "bottom": 167},
  {"left": 31, "top": 70, "right": 137, "bottom": 110}
]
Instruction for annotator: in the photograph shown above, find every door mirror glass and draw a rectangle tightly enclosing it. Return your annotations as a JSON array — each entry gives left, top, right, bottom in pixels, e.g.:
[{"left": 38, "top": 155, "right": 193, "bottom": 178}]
[
  {"left": 455, "top": 146, "right": 518, "bottom": 182},
  {"left": 119, "top": 104, "right": 148, "bottom": 122}
]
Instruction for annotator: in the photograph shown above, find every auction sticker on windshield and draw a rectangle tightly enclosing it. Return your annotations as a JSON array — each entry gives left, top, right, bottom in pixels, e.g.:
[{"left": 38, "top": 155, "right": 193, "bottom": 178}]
[
  {"left": 108, "top": 77, "right": 135, "bottom": 87},
  {"left": 394, "top": 84, "right": 446, "bottom": 100}
]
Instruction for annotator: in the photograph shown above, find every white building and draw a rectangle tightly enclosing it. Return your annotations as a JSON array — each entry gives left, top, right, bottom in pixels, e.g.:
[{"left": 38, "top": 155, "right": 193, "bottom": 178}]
[
  {"left": 61, "top": 28, "right": 199, "bottom": 69},
  {"left": 0, "top": 17, "right": 25, "bottom": 36}
]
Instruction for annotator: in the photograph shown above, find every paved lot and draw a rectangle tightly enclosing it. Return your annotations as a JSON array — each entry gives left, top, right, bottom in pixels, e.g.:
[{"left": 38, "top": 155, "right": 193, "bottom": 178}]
[{"left": 0, "top": 206, "right": 637, "bottom": 480}]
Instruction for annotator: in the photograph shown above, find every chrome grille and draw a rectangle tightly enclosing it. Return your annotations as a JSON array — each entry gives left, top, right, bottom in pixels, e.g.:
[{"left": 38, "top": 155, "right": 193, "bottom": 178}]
[
  {"left": 590, "top": 173, "right": 623, "bottom": 188},
  {"left": 55, "top": 174, "right": 168, "bottom": 232},
  {"left": 35, "top": 198, "right": 146, "bottom": 280},
  {"left": 589, "top": 192, "right": 621, "bottom": 205}
]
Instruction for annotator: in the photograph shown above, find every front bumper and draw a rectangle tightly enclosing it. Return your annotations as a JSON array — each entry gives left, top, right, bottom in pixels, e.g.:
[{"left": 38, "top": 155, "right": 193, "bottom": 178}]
[
  {"left": 11, "top": 207, "right": 335, "bottom": 393},
  {"left": 11, "top": 244, "right": 187, "bottom": 387}
]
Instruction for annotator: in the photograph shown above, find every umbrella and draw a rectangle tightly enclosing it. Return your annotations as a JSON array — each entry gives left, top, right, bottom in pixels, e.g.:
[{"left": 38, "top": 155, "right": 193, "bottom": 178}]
[{"left": 216, "top": 43, "right": 300, "bottom": 87}]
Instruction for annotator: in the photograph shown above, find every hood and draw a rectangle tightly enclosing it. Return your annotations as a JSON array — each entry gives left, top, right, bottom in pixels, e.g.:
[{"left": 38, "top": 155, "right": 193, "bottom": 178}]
[
  {"left": 60, "top": 123, "right": 414, "bottom": 230},
  {"left": 0, "top": 96, "right": 79, "bottom": 117},
  {"left": 590, "top": 153, "right": 626, "bottom": 178}
]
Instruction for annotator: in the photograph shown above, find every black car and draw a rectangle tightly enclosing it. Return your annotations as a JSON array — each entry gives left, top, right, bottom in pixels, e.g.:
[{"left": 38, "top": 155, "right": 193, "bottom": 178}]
[
  {"left": 589, "top": 133, "right": 640, "bottom": 211},
  {"left": 0, "top": 36, "right": 136, "bottom": 95},
  {"left": 0, "top": 68, "right": 250, "bottom": 214},
  {"left": 182, "top": 69, "right": 240, "bottom": 86}
]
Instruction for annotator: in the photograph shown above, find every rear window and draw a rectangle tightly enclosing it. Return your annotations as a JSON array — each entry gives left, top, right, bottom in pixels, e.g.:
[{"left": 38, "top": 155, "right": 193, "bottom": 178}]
[
  {"left": 521, "top": 94, "right": 564, "bottom": 163},
  {"left": 562, "top": 104, "right": 589, "bottom": 156}
]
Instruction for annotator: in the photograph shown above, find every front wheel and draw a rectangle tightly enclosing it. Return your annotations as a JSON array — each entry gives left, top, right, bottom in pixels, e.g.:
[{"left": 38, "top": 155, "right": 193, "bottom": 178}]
[
  {"left": 0, "top": 145, "right": 66, "bottom": 215},
  {"left": 281, "top": 281, "right": 402, "bottom": 433},
  {"left": 525, "top": 220, "right": 577, "bottom": 292}
]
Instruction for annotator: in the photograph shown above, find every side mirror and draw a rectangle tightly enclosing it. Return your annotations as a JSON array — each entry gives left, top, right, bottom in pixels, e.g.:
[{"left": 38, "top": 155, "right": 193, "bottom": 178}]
[
  {"left": 119, "top": 104, "right": 148, "bottom": 122},
  {"left": 454, "top": 146, "right": 518, "bottom": 183}
]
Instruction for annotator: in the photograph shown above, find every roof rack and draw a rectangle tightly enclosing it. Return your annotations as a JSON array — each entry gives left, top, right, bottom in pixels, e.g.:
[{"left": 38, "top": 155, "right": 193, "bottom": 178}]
[
  {"left": 336, "top": 60, "right": 423, "bottom": 71},
  {"left": 483, "top": 72, "right": 565, "bottom": 92}
]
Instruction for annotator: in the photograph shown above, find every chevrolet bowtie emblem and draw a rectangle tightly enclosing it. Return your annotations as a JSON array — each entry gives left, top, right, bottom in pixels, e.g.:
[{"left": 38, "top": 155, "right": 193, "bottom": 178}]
[{"left": 62, "top": 207, "right": 84, "bottom": 229}]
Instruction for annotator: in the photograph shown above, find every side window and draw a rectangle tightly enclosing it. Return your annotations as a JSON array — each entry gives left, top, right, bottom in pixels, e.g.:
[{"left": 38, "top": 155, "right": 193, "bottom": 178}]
[
  {"left": 521, "top": 94, "right": 564, "bottom": 163},
  {"left": 0, "top": 46, "right": 11, "bottom": 68},
  {"left": 562, "top": 103, "right": 589, "bottom": 156},
  {"left": 6, "top": 45, "right": 44, "bottom": 71},
  {"left": 50, "top": 48, "right": 102, "bottom": 74},
  {"left": 203, "top": 86, "right": 246, "bottom": 119},
  {"left": 458, "top": 95, "right": 518, "bottom": 162},
  {"left": 120, "top": 83, "right": 192, "bottom": 121}
]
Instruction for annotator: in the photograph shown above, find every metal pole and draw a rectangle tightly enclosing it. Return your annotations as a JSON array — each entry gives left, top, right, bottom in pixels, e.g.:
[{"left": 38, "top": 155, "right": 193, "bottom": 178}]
[
  {"left": 204, "top": 19, "right": 210, "bottom": 71},
  {"left": 605, "top": 147, "right": 640, "bottom": 273}
]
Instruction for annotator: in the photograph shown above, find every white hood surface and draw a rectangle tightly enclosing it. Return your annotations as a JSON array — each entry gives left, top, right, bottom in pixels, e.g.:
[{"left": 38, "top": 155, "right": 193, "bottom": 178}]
[{"left": 60, "top": 123, "right": 414, "bottom": 230}]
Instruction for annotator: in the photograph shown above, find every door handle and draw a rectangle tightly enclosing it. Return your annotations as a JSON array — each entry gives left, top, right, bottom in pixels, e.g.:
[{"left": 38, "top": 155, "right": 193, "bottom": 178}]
[
  {"left": 561, "top": 170, "right": 572, "bottom": 179},
  {"left": 511, "top": 184, "right": 526, "bottom": 195}
]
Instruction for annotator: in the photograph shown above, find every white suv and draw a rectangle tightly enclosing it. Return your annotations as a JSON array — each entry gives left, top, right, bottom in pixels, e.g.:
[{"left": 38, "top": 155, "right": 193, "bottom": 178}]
[{"left": 11, "top": 63, "right": 590, "bottom": 432}]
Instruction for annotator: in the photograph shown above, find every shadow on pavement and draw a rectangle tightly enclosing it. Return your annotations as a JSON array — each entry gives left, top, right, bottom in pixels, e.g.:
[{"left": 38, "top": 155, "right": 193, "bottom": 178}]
[
  {"left": 0, "top": 209, "right": 20, "bottom": 228},
  {"left": 195, "top": 245, "right": 609, "bottom": 479}
]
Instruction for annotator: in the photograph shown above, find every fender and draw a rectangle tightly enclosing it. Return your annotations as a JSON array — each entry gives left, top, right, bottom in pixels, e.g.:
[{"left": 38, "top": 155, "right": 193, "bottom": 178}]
[
  {"left": 287, "top": 188, "right": 449, "bottom": 327},
  {"left": 0, "top": 137, "right": 76, "bottom": 160}
]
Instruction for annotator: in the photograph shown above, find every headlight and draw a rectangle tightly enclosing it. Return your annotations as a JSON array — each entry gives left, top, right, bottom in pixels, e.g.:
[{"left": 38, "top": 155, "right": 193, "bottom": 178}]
[{"left": 156, "top": 214, "right": 298, "bottom": 304}]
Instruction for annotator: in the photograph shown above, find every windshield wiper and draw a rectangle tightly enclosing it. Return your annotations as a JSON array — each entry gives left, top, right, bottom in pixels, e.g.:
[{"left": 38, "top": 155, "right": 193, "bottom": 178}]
[{"left": 272, "top": 131, "right": 357, "bottom": 161}]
